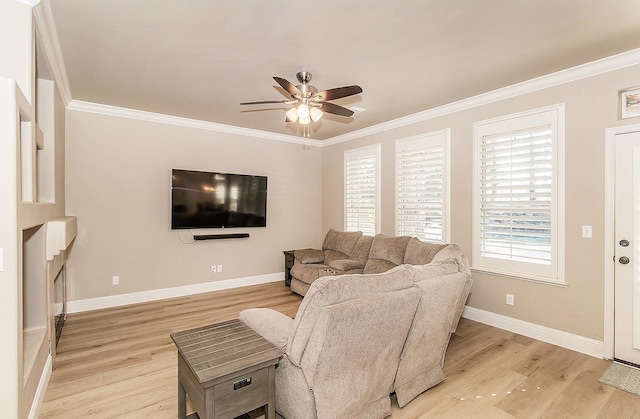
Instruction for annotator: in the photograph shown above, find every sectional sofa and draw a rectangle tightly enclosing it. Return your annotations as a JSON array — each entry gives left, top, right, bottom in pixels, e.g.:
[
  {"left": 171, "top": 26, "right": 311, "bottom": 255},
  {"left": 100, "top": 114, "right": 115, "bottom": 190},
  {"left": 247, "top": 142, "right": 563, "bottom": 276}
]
[
  {"left": 240, "top": 229, "right": 473, "bottom": 416},
  {"left": 289, "top": 229, "right": 464, "bottom": 296}
]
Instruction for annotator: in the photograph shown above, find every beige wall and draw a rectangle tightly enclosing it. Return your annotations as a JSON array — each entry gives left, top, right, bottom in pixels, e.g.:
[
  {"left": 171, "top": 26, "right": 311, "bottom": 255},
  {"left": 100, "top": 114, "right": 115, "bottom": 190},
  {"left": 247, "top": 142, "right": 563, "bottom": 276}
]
[
  {"left": 65, "top": 110, "right": 323, "bottom": 301},
  {"left": 322, "top": 63, "right": 640, "bottom": 341}
]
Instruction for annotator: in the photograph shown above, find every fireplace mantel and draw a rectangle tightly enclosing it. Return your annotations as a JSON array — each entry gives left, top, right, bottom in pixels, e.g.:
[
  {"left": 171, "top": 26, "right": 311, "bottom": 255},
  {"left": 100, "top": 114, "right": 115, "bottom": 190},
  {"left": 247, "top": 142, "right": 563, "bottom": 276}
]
[{"left": 46, "top": 216, "right": 77, "bottom": 261}]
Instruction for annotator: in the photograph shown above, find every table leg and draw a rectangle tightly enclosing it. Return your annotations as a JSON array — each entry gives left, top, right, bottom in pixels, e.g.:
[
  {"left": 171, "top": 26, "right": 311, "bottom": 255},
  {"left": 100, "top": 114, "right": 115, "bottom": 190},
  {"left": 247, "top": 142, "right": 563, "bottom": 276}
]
[
  {"left": 178, "top": 381, "right": 187, "bottom": 419},
  {"left": 266, "top": 365, "right": 276, "bottom": 419},
  {"left": 266, "top": 402, "right": 276, "bottom": 419}
]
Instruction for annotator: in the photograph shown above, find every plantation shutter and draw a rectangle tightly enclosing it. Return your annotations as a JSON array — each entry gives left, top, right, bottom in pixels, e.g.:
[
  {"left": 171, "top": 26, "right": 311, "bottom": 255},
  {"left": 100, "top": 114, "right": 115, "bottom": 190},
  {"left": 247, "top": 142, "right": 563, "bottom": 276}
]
[
  {"left": 478, "top": 125, "right": 553, "bottom": 266},
  {"left": 345, "top": 146, "right": 379, "bottom": 235},
  {"left": 397, "top": 141, "right": 444, "bottom": 243}
]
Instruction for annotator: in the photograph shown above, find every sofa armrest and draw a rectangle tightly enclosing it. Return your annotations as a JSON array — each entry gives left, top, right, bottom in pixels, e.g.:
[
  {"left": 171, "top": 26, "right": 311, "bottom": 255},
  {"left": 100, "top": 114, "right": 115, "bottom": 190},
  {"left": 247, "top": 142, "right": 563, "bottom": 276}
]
[
  {"left": 240, "top": 308, "right": 294, "bottom": 351},
  {"left": 294, "top": 249, "right": 325, "bottom": 264},
  {"left": 328, "top": 259, "right": 365, "bottom": 271}
]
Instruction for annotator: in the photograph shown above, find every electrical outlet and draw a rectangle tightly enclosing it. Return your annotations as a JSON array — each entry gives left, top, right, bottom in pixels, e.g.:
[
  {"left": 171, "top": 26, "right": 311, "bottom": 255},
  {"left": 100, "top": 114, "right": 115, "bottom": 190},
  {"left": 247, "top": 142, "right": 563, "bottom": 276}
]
[
  {"left": 112, "top": 275, "right": 120, "bottom": 285},
  {"left": 217, "top": 264, "right": 223, "bottom": 273},
  {"left": 211, "top": 265, "right": 217, "bottom": 273},
  {"left": 506, "top": 293, "right": 514, "bottom": 305}
]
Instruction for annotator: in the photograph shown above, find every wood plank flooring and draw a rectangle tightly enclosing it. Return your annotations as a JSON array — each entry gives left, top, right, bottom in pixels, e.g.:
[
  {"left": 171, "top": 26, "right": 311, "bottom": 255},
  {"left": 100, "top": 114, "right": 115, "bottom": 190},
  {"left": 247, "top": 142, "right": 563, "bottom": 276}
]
[{"left": 40, "top": 281, "right": 640, "bottom": 418}]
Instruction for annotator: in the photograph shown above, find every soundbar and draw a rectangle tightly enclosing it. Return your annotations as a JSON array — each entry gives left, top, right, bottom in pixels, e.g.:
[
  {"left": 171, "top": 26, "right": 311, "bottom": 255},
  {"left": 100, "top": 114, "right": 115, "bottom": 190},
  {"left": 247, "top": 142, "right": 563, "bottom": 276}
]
[{"left": 194, "top": 233, "right": 250, "bottom": 241}]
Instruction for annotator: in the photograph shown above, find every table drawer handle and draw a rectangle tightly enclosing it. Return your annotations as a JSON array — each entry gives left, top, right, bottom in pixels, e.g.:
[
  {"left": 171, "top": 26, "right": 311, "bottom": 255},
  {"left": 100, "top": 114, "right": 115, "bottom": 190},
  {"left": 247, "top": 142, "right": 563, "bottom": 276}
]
[{"left": 233, "top": 377, "right": 252, "bottom": 390}]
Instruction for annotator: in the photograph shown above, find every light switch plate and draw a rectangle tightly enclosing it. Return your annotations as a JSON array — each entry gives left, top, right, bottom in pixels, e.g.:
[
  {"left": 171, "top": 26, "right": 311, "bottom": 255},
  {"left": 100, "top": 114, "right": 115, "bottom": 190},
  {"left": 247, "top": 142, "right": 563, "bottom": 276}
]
[{"left": 582, "top": 225, "right": 593, "bottom": 238}]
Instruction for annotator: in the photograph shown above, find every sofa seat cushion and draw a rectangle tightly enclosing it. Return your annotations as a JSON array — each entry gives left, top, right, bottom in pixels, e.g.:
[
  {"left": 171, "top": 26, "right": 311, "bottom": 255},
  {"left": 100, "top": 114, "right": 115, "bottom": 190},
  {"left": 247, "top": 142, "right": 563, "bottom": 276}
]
[
  {"left": 328, "top": 259, "right": 365, "bottom": 271},
  {"left": 404, "top": 238, "right": 447, "bottom": 265},
  {"left": 294, "top": 248, "right": 325, "bottom": 264},
  {"left": 290, "top": 263, "right": 338, "bottom": 285},
  {"left": 363, "top": 234, "right": 411, "bottom": 274}
]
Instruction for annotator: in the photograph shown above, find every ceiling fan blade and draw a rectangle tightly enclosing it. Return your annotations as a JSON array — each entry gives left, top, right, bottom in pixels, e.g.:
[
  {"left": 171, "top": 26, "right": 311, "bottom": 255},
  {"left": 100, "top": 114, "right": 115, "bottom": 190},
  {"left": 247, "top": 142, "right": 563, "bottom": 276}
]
[
  {"left": 240, "top": 100, "right": 288, "bottom": 105},
  {"left": 273, "top": 77, "right": 302, "bottom": 97},
  {"left": 319, "top": 102, "right": 354, "bottom": 117},
  {"left": 315, "top": 85, "right": 363, "bottom": 101}
]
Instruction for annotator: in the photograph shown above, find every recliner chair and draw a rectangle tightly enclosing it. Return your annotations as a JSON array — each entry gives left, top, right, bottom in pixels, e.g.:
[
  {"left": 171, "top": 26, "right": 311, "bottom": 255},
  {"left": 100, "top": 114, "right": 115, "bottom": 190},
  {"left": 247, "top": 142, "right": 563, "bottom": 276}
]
[{"left": 240, "top": 265, "right": 421, "bottom": 419}]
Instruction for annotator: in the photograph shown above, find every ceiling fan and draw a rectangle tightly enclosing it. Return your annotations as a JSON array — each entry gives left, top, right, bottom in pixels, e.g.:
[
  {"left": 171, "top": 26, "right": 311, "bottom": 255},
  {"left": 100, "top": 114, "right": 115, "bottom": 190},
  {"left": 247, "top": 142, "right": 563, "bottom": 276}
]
[{"left": 240, "top": 71, "right": 363, "bottom": 137}]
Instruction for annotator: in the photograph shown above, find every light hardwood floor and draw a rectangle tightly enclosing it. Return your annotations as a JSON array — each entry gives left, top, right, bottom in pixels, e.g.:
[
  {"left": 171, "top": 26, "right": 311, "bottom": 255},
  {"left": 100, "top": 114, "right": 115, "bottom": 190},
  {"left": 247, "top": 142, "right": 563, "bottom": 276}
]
[{"left": 40, "top": 282, "right": 640, "bottom": 418}]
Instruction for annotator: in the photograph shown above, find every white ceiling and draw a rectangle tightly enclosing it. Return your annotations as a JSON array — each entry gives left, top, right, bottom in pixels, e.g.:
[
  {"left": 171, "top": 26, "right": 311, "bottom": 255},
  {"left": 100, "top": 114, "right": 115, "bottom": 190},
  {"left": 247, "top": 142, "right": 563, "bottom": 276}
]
[{"left": 47, "top": 0, "right": 640, "bottom": 140}]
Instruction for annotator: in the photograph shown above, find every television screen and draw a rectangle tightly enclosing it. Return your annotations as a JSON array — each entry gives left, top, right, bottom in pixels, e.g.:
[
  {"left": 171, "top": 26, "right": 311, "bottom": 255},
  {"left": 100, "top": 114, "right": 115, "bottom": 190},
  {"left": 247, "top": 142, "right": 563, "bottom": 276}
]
[{"left": 171, "top": 169, "right": 267, "bottom": 229}]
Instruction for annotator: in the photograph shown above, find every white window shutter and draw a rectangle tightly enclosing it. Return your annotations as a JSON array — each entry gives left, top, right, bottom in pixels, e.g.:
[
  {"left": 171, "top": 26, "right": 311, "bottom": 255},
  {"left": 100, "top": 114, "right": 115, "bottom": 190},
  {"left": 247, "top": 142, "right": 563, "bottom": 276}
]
[
  {"left": 345, "top": 145, "right": 380, "bottom": 235},
  {"left": 396, "top": 131, "right": 449, "bottom": 243},
  {"left": 479, "top": 126, "right": 553, "bottom": 264},
  {"left": 473, "top": 105, "right": 564, "bottom": 283}
]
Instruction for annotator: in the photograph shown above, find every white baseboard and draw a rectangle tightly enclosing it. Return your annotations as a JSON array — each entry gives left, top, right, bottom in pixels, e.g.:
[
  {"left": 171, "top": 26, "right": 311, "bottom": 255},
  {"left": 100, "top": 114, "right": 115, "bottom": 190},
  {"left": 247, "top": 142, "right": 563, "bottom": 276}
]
[
  {"left": 67, "top": 272, "right": 284, "bottom": 313},
  {"left": 462, "top": 306, "right": 604, "bottom": 359},
  {"left": 28, "top": 354, "right": 52, "bottom": 419}
]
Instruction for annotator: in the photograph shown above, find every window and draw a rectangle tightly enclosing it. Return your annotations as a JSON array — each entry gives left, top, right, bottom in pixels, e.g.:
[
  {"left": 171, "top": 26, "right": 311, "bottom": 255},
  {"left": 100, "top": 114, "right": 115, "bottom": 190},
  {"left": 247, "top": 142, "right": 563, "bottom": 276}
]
[
  {"left": 396, "top": 130, "right": 450, "bottom": 243},
  {"left": 344, "top": 144, "right": 381, "bottom": 235},
  {"left": 473, "top": 105, "right": 564, "bottom": 282}
]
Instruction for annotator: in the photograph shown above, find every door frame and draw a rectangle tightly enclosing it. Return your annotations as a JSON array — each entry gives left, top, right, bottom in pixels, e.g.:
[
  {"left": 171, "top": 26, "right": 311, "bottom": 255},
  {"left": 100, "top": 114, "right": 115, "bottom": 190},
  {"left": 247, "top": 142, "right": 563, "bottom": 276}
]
[{"left": 604, "top": 123, "right": 640, "bottom": 360}]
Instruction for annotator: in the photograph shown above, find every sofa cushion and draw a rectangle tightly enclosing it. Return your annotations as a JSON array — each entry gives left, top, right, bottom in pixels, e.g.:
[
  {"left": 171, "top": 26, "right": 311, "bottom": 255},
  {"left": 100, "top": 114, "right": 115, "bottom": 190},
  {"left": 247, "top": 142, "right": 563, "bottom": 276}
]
[
  {"left": 404, "top": 260, "right": 461, "bottom": 283},
  {"left": 363, "top": 259, "right": 399, "bottom": 274},
  {"left": 323, "top": 249, "right": 351, "bottom": 265},
  {"left": 404, "top": 238, "right": 447, "bottom": 265},
  {"left": 290, "top": 263, "right": 338, "bottom": 285},
  {"left": 363, "top": 234, "right": 411, "bottom": 274},
  {"left": 350, "top": 234, "right": 374, "bottom": 263},
  {"left": 322, "top": 229, "right": 362, "bottom": 255},
  {"left": 289, "top": 265, "right": 415, "bottom": 364},
  {"left": 294, "top": 248, "right": 325, "bottom": 264},
  {"left": 431, "top": 244, "right": 471, "bottom": 275},
  {"left": 328, "top": 259, "right": 365, "bottom": 271}
]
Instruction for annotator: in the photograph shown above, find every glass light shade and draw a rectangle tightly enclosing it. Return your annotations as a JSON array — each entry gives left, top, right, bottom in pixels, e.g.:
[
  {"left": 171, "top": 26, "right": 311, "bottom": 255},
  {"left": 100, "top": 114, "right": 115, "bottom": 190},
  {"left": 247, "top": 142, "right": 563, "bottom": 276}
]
[
  {"left": 285, "top": 107, "right": 298, "bottom": 122},
  {"left": 299, "top": 115, "right": 311, "bottom": 125},
  {"left": 309, "top": 107, "right": 323, "bottom": 122},
  {"left": 297, "top": 104, "right": 310, "bottom": 119}
]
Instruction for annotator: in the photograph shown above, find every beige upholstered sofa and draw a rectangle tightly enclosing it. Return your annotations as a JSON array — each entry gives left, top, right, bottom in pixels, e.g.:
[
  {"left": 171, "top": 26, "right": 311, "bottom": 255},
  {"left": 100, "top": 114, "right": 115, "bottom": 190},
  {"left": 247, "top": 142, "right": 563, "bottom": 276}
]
[
  {"left": 289, "top": 229, "right": 451, "bottom": 296},
  {"left": 241, "top": 266, "right": 422, "bottom": 418},
  {"left": 240, "top": 232, "right": 472, "bottom": 418}
]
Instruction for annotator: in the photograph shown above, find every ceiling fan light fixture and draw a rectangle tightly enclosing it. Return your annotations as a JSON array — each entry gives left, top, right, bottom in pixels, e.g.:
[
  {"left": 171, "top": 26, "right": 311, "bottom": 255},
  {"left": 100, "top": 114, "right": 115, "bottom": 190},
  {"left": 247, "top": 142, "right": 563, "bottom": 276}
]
[
  {"left": 297, "top": 104, "right": 310, "bottom": 119},
  {"left": 285, "top": 107, "right": 299, "bottom": 123},
  {"left": 310, "top": 107, "right": 323, "bottom": 122},
  {"left": 241, "top": 71, "right": 363, "bottom": 136}
]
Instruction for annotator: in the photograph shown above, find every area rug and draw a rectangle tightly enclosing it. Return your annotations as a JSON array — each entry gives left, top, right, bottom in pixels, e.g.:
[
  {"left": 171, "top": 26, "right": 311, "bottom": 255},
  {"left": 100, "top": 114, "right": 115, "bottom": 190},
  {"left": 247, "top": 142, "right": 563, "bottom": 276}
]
[{"left": 598, "top": 362, "right": 640, "bottom": 396}]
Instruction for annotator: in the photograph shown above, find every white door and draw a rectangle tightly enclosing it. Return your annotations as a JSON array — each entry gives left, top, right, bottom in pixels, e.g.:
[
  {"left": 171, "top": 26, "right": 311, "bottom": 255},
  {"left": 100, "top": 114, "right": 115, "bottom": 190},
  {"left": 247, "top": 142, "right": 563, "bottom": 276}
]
[{"left": 615, "top": 130, "right": 640, "bottom": 365}]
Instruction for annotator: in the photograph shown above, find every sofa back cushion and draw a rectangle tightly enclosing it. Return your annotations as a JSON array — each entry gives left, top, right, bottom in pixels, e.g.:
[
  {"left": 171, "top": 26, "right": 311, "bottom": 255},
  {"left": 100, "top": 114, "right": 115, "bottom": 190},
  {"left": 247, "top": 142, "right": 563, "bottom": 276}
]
[
  {"left": 363, "top": 234, "right": 411, "bottom": 274},
  {"left": 350, "top": 234, "right": 374, "bottom": 263},
  {"left": 288, "top": 264, "right": 414, "bottom": 364},
  {"left": 300, "top": 286, "right": 421, "bottom": 418},
  {"left": 322, "top": 229, "right": 362, "bottom": 264},
  {"left": 432, "top": 243, "right": 471, "bottom": 275},
  {"left": 404, "top": 238, "right": 447, "bottom": 265}
]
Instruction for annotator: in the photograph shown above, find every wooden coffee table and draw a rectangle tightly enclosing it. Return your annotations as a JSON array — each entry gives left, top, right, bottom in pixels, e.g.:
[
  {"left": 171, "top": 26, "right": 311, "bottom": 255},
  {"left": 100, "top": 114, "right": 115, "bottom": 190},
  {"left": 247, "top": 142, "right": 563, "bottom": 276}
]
[{"left": 171, "top": 319, "right": 283, "bottom": 419}]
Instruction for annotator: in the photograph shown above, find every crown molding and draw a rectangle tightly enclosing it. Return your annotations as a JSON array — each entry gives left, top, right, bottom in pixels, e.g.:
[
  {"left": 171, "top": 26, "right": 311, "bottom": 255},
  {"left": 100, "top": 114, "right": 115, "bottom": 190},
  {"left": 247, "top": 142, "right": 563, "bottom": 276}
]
[
  {"left": 32, "top": 0, "right": 72, "bottom": 105},
  {"left": 323, "top": 47, "right": 640, "bottom": 147},
  {"left": 33, "top": 3, "right": 640, "bottom": 149},
  {"left": 68, "top": 100, "right": 322, "bottom": 146}
]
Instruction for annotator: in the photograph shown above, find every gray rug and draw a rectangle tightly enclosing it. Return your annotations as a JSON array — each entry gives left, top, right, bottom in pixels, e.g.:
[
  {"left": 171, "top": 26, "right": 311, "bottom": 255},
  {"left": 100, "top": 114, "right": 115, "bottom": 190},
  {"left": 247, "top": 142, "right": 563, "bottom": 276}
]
[{"left": 599, "top": 362, "right": 640, "bottom": 396}]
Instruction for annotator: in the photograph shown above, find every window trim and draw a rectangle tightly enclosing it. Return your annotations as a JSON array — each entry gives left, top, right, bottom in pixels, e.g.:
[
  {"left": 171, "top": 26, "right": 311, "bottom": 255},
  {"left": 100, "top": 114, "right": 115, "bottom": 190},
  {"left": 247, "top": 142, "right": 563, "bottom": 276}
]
[
  {"left": 395, "top": 129, "right": 450, "bottom": 243},
  {"left": 344, "top": 143, "right": 381, "bottom": 235},
  {"left": 472, "top": 104, "right": 565, "bottom": 284}
]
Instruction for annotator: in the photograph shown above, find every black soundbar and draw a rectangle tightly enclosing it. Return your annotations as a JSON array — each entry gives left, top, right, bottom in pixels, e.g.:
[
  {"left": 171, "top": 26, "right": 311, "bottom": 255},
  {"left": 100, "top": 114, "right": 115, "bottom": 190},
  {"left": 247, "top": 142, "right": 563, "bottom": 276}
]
[{"left": 193, "top": 233, "right": 250, "bottom": 241}]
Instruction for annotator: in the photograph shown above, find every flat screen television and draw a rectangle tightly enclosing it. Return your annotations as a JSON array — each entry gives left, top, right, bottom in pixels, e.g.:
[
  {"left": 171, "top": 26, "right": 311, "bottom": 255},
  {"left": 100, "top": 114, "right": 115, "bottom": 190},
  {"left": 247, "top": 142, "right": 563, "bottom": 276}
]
[{"left": 171, "top": 169, "right": 267, "bottom": 229}]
